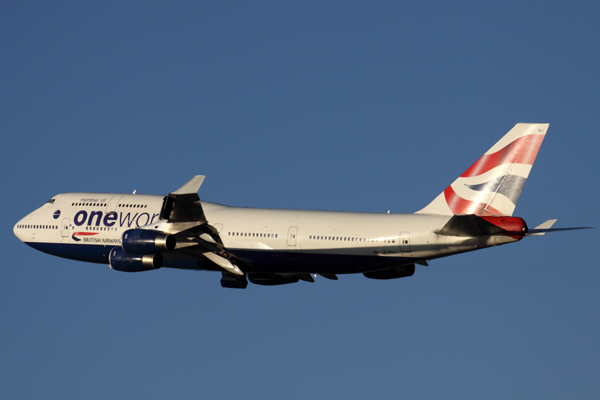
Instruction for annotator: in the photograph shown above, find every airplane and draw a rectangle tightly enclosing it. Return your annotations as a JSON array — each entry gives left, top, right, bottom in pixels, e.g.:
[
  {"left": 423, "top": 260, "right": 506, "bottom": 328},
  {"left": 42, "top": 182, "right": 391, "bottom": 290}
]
[{"left": 13, "top": 123, "right": 588, "bottom": 289}]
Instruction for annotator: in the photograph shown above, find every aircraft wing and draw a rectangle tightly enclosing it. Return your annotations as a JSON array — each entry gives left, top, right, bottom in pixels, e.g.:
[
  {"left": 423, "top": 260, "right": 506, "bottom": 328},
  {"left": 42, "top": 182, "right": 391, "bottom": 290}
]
[
  {"left": 153, "top": 175, "right": 251, "bottom": 276},
  {"left": 157, "top": 175, "right": 208, "bottom": 233}
]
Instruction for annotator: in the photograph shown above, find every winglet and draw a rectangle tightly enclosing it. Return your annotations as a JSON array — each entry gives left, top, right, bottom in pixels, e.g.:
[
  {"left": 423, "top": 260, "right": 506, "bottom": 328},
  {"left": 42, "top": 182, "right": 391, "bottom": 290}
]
[{"left": 172, "top": 175, "right": 206, "bottom": 195}]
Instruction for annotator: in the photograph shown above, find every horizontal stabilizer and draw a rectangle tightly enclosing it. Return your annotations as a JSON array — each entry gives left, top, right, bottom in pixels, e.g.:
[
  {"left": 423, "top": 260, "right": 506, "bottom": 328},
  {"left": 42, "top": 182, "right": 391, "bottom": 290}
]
[
  {"left": 527, "top": 219, "right": 556, "bottom": 236},
  {"left": 527, "top": 225, "right": 594, "bottom": 236}
]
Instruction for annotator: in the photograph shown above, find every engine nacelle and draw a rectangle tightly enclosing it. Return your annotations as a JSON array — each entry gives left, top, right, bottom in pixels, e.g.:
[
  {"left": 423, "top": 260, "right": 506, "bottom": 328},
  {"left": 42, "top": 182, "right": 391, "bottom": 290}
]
[
  {"left": 363, "top": 264, "right": 416, "bottom": 280},
  {"left": 248, "top": 273, "right": 300, "bottom": 286},
  {"left": 122, "top": 229, "right": 176, "bottom": 255},
  {"left": 220, "top": 272, "right": 248, "bottom": 289},
  {"left": 109, "top": 248, "right": 163, "bottom": 272}
]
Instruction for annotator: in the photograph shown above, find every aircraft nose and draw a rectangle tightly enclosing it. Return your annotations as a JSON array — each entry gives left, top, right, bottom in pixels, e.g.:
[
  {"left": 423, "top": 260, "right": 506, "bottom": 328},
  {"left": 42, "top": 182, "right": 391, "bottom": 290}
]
[
  {"left": 14, "top": 215, "right": 30, "bottom": 243},
  {"left": 13, "top": 221, "right": 23, "bottom": 242}
]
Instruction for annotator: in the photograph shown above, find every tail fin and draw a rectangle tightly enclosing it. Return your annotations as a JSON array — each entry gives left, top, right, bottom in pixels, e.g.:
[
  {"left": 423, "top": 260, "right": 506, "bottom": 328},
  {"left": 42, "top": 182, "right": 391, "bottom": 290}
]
[{"left": 416, "top": 123, "right": 548, "bottom": 216}]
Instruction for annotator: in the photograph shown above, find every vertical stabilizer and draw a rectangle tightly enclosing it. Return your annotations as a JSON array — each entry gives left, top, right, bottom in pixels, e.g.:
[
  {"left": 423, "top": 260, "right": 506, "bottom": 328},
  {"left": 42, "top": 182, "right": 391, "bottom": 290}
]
[{"left": 416, "top": 123, "right": 548, "bottom": 216}]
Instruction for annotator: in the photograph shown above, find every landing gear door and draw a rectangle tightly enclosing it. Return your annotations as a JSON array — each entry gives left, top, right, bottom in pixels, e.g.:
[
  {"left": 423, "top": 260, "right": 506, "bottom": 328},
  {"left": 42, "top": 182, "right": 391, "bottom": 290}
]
[{"left": 400, "top": 232, "right": 411, "bottom": 253}]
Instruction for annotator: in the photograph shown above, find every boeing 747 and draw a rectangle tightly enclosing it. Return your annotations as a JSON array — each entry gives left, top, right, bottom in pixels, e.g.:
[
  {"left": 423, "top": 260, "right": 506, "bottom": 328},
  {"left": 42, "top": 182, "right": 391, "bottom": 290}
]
[{"left": 13, "top": 123, "right": 587, "bottom": 288}]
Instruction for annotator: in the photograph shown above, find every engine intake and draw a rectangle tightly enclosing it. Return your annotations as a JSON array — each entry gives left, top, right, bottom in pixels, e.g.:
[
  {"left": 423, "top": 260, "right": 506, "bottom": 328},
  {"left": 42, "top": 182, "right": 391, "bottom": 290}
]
[
  {"left": 122, "top": 229, "right": 176, "bottom": 254},
  {"left": 109, "top": 248, "right": 162, "bottom": 272}
]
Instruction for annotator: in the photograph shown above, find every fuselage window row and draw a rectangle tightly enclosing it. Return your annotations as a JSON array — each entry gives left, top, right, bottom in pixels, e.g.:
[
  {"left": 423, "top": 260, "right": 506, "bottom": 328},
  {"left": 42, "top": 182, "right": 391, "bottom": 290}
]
[
  {"left": 70, "top": 203, "right": 148, "bottom": 208},
  {"left": 227, "top": 232, "right": 278, "bottom": 238},
  {"left": 308, "top": 235, "right": 395, "bottom": 244},
  {"left": 15, "top": 225, "right": 120, "bottom": 232},
  {"left": 17, "top": 225, "right": 58, "bottom": 230},
  {"left": 222, "top": 230, "right": 396, "bottom": 244},
  {"left": 84, "top": 226, "right": 115, "bottom": 231}
]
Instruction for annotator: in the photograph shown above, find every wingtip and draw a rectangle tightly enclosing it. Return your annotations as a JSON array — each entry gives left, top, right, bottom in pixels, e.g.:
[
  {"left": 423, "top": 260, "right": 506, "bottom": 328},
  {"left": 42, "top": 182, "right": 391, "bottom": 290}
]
[{"left": 172, "top": 175, "right": 206, "bottom": 194}]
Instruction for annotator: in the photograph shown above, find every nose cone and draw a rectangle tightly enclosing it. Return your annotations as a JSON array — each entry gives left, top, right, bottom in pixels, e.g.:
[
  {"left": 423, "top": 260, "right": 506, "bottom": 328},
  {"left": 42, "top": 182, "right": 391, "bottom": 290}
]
[{"left": 14, "top": 217, "right": 26, "bottom": 243}]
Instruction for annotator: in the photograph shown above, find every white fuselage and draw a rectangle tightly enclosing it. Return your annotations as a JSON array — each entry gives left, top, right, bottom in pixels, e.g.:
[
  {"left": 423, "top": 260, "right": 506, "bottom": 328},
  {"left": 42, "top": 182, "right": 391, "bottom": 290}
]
[
  {"left": 14, "top": 192, "right": 488, "bottom": 274},
  {"left": 13, "top": 123, "right": 551, "bottom": 285}
]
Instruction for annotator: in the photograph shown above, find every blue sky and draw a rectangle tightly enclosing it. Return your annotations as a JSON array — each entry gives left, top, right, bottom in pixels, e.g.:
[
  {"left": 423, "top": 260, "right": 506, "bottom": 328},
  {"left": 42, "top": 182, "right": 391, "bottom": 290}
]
[{"left": 1, "top": 1, "right": 599, "bottom": 398}]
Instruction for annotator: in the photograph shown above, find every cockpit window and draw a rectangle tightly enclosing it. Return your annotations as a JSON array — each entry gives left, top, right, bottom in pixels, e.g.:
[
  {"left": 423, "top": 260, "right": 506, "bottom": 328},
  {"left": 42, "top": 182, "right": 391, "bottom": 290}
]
[{"left": 47, "top": 199, "right": 55, "bottom": 204}]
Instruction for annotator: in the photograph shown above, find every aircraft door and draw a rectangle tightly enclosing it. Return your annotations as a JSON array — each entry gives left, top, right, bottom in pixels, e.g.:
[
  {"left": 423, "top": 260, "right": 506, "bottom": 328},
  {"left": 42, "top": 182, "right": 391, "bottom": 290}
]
[
  {"left": 62, "top": 218, "right": 70, "bottom": 239},
  {"left": 106, "top": 195, "right": 123, "bottom": 212},
  {"left": 288, "top": 226, "right": 298, "bottom": 246},
  {"left": 400, "top": 232, "right": 411, "bottom": 253}
]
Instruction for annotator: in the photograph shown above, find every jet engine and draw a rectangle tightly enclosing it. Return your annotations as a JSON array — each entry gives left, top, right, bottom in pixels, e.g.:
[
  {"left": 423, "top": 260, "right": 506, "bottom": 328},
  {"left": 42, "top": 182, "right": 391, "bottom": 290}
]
[
  {"left": 363, "top": 264, "right": 416, "bottom": 280},
  {"left": 109, "top": 248, "right": 163, "bottom": 272},
  {"left": 220, "top": 272, "right": 248, "bottom": 289},
  {"left": 248, "top": 273, "right": 300, "bottom": 286},
  {"left": 121, "top": 229, "right": 176, "bottom": 255}
]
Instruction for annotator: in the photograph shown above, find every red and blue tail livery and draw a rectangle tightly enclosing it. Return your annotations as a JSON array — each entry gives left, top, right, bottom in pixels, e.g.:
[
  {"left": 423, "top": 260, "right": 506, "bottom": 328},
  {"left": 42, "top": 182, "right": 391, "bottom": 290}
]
[
  {"left": 13, "top": 123, "right": 590, "bottom": 288},
  {"left": 418, "top": 123, "right": 547, "bottom": 216}
]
